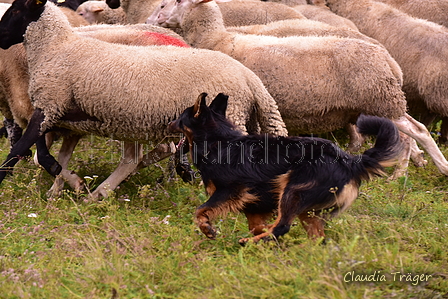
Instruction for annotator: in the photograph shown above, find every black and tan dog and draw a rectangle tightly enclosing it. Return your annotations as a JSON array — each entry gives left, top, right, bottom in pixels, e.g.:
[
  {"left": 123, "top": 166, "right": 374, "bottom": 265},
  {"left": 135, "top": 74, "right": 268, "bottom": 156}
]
[{"left": 169, "top": 93, "right": 402, "bottom": 244}]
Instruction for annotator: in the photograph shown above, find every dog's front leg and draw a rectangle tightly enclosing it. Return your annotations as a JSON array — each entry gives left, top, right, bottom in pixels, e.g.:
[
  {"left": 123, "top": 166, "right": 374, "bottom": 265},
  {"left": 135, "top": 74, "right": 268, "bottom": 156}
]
[{"left": 195, "top": 188, "right": 234, "bottom": 239}]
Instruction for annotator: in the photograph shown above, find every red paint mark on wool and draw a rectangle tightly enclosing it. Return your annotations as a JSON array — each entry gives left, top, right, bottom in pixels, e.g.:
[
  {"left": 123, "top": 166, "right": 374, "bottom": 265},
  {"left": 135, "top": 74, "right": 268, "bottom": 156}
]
[{"left": 143, "top": 32, "right": 190, "bottom": 47}]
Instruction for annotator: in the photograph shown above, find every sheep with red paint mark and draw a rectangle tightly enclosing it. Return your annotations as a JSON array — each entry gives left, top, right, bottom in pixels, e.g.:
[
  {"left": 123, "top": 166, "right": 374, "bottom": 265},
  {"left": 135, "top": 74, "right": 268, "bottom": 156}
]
[{"left": 0, "top": 0, "right": 288, "bottom": 197}]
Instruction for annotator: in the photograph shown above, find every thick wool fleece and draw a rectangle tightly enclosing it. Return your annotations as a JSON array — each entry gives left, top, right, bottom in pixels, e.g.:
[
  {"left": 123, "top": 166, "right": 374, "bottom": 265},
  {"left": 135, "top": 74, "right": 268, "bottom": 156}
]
[
  {"left": 23, "top": 2, "right": 287, "bottom": 142},
  {"left": 166, "top": 0, "right": 407, "bottom": 134},
  {"left": 326, "top": 0, "right": 448, "bottom": 118}
]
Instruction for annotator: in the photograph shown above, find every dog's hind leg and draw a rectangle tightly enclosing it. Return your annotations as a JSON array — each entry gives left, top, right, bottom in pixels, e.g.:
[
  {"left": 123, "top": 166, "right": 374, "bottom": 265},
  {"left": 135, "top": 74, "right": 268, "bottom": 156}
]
[{"left": 239, "top": 190, "right": 299, "bottom": 244}]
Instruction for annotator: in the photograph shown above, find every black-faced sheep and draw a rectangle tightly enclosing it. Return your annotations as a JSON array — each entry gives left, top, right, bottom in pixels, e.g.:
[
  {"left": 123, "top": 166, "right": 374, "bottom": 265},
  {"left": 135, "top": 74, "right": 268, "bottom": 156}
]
[
  {"left": 0, "top": 23, "right": 190, "bottom": 196},
  {"left": 149, "top": 0, "right": 448, "bottom": 177},
  {"left": 0, "top": 0, "right": 288, "bottom": 197}
]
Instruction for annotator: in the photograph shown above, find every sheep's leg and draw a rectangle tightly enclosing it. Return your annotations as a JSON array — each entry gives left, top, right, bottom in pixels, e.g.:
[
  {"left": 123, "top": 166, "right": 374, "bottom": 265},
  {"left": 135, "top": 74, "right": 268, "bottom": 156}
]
[
  {"left": 3, "top": 118, "right": 23, "bottom": 148},
  {"left": 409, "top": 137, "right": 427, "bottom": 168},
  {"left": 90, "top": 141, "right": 143, "bottom": 199},
  {"left": 389, "top": 131, "right": 411, "bottom": 179},
  {"left": 33, "top": 131, "right": 55, "bottom": 166},
  {"left": 0, "top": 109, "right": 55, "bottom": 183},
  {"left": 393, "top": 113, "right": 448, "bottom": 176},
  {"left": 346, "top": 123, "right": 365, "bottom": 153},
  {"left": 35, "top": 133, "right": 62, "bottom": 177},
  {"left": 136, "top": 142, "right": 176, "bottom": 170},
  {"left": 47, "top": 134, "right": 84, "bottom": 197}
]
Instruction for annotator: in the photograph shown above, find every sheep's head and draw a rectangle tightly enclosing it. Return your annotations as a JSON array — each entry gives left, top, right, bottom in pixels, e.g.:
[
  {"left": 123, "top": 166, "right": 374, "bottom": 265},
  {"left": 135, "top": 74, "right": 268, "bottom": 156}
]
[
  {"left": 0, "top": 0, "right": 46, "bottom": 49},
  {"left": 148, "top": 0, "right": 230, "bottom": 28}
]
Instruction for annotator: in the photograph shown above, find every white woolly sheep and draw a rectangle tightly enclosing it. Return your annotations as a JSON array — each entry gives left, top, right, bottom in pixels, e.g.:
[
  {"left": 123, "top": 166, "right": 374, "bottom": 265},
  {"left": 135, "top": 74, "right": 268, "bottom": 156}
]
[
  {"left": 105, "top": 0, "right": 162, "bottom": 24},
  {"left": 149, "top": 0, "right": 448, "bottom": 177},
  {"left": 147, "top": 0, "right": 306, "bottom": 30},
  {"left": 151, "top": 0, "right": 406, "bottom": 133},
  {"left": 76, "top": 0, "right": 127, "bottom": 24},
  {"left": 226, "top": 18, "right": 380, "bottom": 46},
  {"left": 322, "top": 0, "right": 448, "bottom": 119},
  {"left": 0, "top": 1, "right": 287, "bottom": 198},
  {"left": 375, "top": 0, "right": 448, "bottom": 28},
  {"left": 0, "top": 23, "right": 190, "bottom": 196},
  {"left": 323, "top": 0, "right": 448, "bottom": 173},
  {"left": 292, "top": 2, "right": 358, "bottom": 30}
]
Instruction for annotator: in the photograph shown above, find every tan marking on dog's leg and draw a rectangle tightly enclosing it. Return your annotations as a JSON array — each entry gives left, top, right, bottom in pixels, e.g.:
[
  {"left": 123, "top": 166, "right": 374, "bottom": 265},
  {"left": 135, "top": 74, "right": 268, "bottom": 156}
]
[
  {"left": 244, "top": 212, "right": 274, "bottom": 235},
  {"left": 334, "top": 180, "right": 359, "bottom": 215},
  {"left": 206, "top": 181, "right": 216, "bottom": 196},
  {"left": 298, "top": 212, "right": 325, "bottom": 240},
  {"left": 195, "top": 206, "right": 217, "bottom": 239},
  {"left": 240, "top": 173, "right": 292, "bottom": 244}
]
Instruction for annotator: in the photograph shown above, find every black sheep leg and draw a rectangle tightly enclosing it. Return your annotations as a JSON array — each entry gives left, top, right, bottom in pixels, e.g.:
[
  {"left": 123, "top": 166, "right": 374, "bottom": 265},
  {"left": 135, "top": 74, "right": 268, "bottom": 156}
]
[{"left": 0, "top": 109, "right": 61, "bottom": 183}]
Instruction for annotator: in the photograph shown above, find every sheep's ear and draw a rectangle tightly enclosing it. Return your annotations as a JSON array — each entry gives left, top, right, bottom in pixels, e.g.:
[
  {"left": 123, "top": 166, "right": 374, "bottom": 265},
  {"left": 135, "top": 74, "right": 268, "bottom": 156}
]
[
  {"left": 193, "top": 92, "right": 207, "bottom": 118},
  {"left": 209, "top": 93, "right": 228, "bottom": 116},
  {"left": 92, "top": 5, "right": 105, "bottom": 13},
  {"left": 26, "top": 0, "right": 47, "bottom": 10}
]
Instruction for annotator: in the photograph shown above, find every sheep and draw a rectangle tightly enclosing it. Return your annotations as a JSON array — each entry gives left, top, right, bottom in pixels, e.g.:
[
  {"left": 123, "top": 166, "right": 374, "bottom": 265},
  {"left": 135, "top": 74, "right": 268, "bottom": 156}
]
[
  {"left": 0, "top": 0, "right": 288, "bottom": 198},
  {"left": 292, "top": 2, "right": 358, "bottom": 30},
  {"left": 76, "top": 0, "right": 127, "bottom": 24},
  {"left": 105, "top": 0, "right": 162, "bottom": 24},
  {"left": 0, "top": 4, "right": 88, "bottom": 149},
  {"left": 323, "top": 0, "right": 448, "bottom": 136},
  {"left": 322, "top": 0, "right": 448, "bottom": 114},
  {"left": 148, "top": 0, "right": 448, "bottom": 177},
  {"left": 0, "top": 22, "right": 190, "bottom": 196},
  {"left": 49, "top": 0, "right": 89, "bottom": 10},
  {"left": 226, "top": 18, "right": 380, "bottom": 46},
  {"left": 375, "top": 0, "right": 448, "bottom": 28},
  {"left": 214, "top": 0, "right": 306, "bottom": 26},
  {"left": 150, "top": 0, "right": 405, "bottom": 133},
  {"left": 146, "top": 0, "right": 306, "bottom": 29},
  {"left": 320, "top": 0, "right": 448, "bottom": 173}
]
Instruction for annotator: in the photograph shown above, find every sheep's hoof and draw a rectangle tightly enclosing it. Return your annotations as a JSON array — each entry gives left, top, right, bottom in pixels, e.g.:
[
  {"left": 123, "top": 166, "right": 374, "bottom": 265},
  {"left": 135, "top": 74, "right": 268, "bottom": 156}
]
[{"left": 47, "top": 162, "right": 62, "bottom": 176}]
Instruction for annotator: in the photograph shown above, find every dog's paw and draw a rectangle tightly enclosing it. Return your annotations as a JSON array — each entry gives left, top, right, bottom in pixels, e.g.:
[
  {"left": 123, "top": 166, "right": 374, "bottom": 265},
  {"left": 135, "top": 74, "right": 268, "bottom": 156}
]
[{"left": 199, "top": 222, "right": 217, "bottom": 239}]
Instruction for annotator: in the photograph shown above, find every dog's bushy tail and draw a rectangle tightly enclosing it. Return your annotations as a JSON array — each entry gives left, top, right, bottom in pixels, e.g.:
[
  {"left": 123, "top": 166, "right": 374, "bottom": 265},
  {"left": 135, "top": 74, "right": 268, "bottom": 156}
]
[{"left": 356, "top": 114, "right": 402, "bottom": 178}]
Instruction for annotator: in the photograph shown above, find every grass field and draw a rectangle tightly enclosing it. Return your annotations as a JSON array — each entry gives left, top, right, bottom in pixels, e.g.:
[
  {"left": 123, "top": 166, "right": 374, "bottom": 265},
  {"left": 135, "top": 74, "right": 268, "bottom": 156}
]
[{"left": 0, "top": 131, "right": 447, "bottom": 299}]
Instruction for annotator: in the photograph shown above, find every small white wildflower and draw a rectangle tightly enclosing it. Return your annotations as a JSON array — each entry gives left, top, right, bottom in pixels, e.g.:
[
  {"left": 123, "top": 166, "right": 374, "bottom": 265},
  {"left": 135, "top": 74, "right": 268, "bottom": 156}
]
[
  {"left": 123, "top": 198, "right": 130, "bottom": 202},
  {"left": 84, "top": 176, "right": 93, "bottom": 181},
  {"left": 27, "top": 213, "right": 37, "bottom": 218},
  {"left": 162, "top": 215, "right": 171, "bottom": 225}
]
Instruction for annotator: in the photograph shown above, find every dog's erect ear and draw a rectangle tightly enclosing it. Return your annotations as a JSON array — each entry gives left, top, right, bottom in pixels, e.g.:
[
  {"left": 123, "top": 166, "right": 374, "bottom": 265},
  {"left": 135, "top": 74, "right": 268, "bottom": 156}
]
[
  {"left": 209, "top": 93, "right": 228, "bottom": 116},
  {"left": 26, "top": 0, "right": 47, "bottom": 10},
  {"left": 193, "top": 92, "right": 207, "bottom": 118}
]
